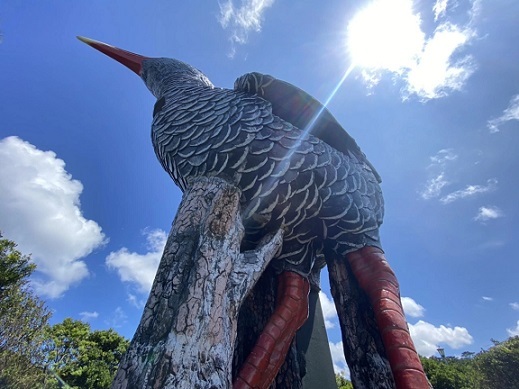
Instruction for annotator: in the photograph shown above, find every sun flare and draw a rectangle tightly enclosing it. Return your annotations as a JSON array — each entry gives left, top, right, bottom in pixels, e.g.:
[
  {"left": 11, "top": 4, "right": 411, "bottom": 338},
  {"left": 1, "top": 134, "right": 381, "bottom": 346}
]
[{"left": 347, "top": 0, "right": 424, "bottom": 71}]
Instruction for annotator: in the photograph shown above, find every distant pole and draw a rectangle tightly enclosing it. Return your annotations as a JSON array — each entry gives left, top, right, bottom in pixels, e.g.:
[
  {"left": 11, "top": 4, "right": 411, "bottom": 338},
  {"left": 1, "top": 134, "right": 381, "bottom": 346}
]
[{"left": 298, "top": 288, "right": 338, "bottom": 389}]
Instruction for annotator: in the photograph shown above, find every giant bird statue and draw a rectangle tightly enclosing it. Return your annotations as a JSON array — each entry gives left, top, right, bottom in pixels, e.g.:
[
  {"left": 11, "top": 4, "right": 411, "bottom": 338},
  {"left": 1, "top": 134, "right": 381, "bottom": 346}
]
[{"left": 78, "top": 37, "right": 429, "bottom": 388}]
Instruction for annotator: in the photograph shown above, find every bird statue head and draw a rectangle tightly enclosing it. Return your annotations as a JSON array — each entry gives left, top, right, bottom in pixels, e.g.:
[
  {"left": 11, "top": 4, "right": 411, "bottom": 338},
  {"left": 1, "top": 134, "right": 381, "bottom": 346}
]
[{"left": 77, "top": 36, "right": 213, "bottom": 98}]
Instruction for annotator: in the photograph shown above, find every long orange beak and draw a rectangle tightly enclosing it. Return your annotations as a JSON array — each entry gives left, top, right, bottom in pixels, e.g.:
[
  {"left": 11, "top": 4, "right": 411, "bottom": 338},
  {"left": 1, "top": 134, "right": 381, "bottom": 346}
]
[{"left": 77, "top": 36, "right": 149, "bottom": 75}]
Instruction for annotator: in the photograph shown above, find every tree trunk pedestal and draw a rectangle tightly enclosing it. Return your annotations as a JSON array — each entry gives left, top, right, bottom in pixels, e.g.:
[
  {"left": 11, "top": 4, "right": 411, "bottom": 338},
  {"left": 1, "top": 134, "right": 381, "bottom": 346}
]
[{"left": 112, "top": 177, "right": 282, "bottom": 388}]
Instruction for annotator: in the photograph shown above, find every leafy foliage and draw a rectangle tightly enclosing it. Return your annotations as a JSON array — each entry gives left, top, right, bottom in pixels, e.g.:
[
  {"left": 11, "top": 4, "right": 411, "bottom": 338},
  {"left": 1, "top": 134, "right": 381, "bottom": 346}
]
[
  {"left": 0, "top": 234, "right": 36, "bottom": 297},
  {"left": 44, "top": 318, "right": 130, "bottom": 388},
  {"left": 475, "top": 336, "right": 519, "bottom": 389},
  {"left": 335, "top": 373, "right": 353, "bottom": 389},
  {"left": 0, "top": 235, "right": 129, "bottom": 388},
  {"left": 420, "top": 355, "right": 480, "bottom": 389},
  {"left": 420, "top": 337, "right": 519, "bottom": 389},
  {"left": 0, "top": 234, "right": 51, "bottom": 388}
]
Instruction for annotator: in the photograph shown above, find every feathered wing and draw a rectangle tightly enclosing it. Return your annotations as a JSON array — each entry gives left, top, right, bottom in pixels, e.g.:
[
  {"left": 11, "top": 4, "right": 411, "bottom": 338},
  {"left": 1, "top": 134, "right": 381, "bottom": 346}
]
[
  {"left": 234, "top": 71, "right": 381, "bottom": 183},
  {"left": 152, "top": 85, "right": 384, "bottom": 275}
]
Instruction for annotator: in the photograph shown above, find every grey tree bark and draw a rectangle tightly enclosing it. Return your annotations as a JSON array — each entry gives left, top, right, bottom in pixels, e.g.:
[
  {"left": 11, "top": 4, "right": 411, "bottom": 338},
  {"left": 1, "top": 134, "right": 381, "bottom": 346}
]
[
  {"left": 112, "top": 177, "right": 283, "bottom": 389},
  {"left": 327, "top": 252, "right": 396, "bottom": 389}
]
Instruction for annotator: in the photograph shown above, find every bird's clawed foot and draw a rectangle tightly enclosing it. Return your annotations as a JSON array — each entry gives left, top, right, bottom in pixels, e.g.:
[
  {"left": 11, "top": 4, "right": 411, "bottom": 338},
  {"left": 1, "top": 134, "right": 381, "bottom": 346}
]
[{"left": 233, "top": 271, "right": 310, "bottom": 389}]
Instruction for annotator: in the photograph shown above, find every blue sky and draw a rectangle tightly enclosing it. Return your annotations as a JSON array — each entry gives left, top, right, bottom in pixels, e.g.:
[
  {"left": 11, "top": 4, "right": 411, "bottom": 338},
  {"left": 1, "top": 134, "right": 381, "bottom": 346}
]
[{"left": 1, "top": 0, "right": 518, "bottom": 375}]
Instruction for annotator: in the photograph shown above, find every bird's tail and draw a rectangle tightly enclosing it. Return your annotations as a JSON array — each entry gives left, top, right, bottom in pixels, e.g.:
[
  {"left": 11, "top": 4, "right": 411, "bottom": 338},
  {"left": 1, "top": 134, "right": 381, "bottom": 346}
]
[{"left": 347, "top": 246, "right": 430, "bottom": 388}]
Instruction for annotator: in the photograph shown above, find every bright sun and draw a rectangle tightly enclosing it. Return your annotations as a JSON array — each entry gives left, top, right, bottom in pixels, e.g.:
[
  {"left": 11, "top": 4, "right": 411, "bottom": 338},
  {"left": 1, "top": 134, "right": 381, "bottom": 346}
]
[{"left": 347, "top": 0, "right": 425, "bottom": 71}]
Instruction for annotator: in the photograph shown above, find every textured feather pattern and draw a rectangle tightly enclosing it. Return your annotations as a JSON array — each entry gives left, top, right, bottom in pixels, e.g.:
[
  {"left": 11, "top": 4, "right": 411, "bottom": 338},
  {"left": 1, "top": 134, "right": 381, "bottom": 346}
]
[
  {"left": 234, "top": 72, "right": 382, "bottom": 183},
  {"left": 151, "top": 79, "right": 383, "bottom": 276}
]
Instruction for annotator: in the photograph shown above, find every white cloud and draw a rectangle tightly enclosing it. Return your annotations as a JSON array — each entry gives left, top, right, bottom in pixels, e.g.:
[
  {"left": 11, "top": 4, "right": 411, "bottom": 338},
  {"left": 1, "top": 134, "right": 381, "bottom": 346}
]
[
  {"left": 127, "top": 293, "right": 146, "bottom": 309},
  {"left": 507, "top": 320, "right": 519, "bottom": 337},
  {"left": 218, "top": 0, "right": 274, "bottom": 57},
  {"left": 319, "top": 292, "right": 338, "bottom": 329},
  {"left": 348, "top": 0, "right": 479, "bottom": 100},
  {"left": 477, "top": 239, "right": 505, "bottom": 250},
  {"left": 421, "top": 172, "right": 450, "bottom": 200},
  {"left": 106, "top": 229, "right": 167, "bottom": 293},
  {"left": 329, "top": 341, "right": 349, "bottom": 377},
  {"left": 440, "top": 178, "right": 497, "bottom": 204},
  {"left": 421, "top": 150, "right": 499, "bottom": 208},
  {"left": 474, "top": 206, "right": 503, "bottom": 221},
  {"left": 510, "top": 302, "right": 519, "bottom": 311},
  {"left": 79, "top": 311, "right": 99, "bottom": 322},
  {"left": 402, "top": 297, "right": 425, "bottom": 318},
  {"left": 430, "top": 148, "right": 458, "bottom": 165},
  {"left": 405, "top": 23, "right": 476, "bottom": 100},
  {"left": 433, "top": 0, "right": 449, "bottom": 21},
  {"left": 0, "top": 136, "right": 106, "bottom": 298},
  {"left": 420, "top": 149, "right": 458, "bottom": 199},
  {"left": 481, "top": 296, "right": 493, "bottom": 302},
  {"left": 328, "top": 297, "right": 471, "bottom": 372},
  {"left": 105, "top": 307, "right": 128, "bottom": 329},
  {"left": 487, "top": 94, "right": 519, "bottom": 133},
  {"left": 409, "top": 320, "right": 473, "bottom": 356}
]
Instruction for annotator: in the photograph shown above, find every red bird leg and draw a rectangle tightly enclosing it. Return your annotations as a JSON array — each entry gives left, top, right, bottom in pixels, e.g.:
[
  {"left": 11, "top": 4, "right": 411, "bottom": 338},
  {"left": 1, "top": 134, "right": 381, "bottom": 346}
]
[
  {"left": 347, "top": 246, "right": 430, "bottom": 389},
  {"left": 234, "top": 271, "right": 310, "bottom": 389}
]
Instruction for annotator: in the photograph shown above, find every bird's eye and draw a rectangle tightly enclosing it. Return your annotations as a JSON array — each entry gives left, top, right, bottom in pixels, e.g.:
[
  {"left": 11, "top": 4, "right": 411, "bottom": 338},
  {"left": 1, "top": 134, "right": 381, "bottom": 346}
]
[{"left": 153, "top": 97, "right": 166, "bottom": 117}]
